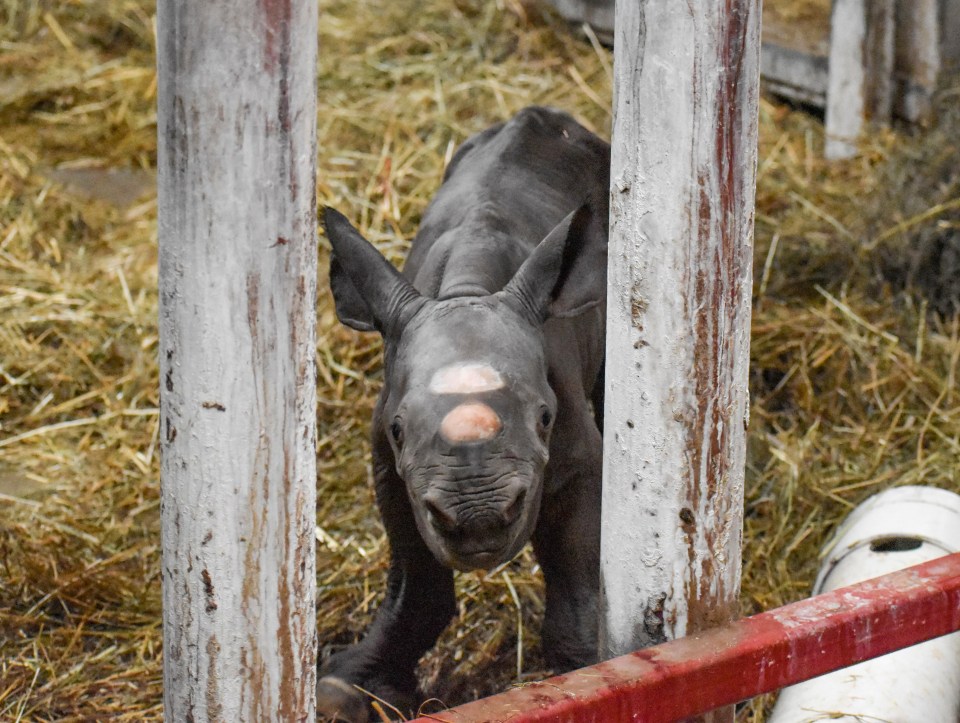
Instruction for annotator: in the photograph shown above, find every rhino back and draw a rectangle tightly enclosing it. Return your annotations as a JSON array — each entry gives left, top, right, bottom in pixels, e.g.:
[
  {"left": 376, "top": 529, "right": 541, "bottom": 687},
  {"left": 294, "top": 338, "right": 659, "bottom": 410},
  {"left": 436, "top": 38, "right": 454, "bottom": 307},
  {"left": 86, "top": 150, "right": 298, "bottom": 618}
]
[{"left": 403, "top": 107, "right": 610, "bottom": 293}]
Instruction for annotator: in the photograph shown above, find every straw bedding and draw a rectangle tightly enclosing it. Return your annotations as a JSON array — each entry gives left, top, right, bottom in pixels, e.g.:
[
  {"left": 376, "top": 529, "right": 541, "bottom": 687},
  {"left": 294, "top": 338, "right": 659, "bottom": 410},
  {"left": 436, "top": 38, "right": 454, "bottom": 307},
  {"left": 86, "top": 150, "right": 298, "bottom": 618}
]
[{"left": 1, "top": 0, "right": 957, "bottom": 719}]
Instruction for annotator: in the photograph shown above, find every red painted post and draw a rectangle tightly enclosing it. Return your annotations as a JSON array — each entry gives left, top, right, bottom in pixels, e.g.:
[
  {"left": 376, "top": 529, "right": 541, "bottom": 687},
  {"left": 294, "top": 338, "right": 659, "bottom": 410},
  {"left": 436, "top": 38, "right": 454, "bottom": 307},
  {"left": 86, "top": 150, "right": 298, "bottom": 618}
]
[{"left": 410, "top": 553, "right": 960, "bottom": 723}]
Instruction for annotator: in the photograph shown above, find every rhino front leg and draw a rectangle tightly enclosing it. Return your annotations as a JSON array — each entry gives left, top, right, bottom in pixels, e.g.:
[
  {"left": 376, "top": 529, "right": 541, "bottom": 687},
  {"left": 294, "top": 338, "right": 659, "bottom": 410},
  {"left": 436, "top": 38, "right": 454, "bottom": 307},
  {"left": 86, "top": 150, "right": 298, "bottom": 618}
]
[
  {"left": 317, "top": 447, "right": 456, "bottom": 721},
  {"left": 316, "top": 551, "right": 454, "bottom": 721}
]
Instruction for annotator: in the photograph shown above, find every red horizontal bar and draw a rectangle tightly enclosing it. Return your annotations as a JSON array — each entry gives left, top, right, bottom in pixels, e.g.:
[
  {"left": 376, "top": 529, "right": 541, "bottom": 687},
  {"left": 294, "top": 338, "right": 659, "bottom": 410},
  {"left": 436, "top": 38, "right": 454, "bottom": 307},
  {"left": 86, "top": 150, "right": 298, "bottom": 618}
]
[{"left": 413, "top": 552, "right": 960, "bottom": 723}]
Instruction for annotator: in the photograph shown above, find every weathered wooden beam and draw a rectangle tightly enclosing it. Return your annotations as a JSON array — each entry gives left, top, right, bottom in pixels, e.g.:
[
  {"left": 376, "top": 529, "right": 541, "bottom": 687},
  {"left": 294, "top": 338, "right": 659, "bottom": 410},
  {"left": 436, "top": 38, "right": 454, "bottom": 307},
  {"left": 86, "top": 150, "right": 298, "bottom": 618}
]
[
  {"left": 762, "top": 0, "right": 957, "bottom": 126},
  {"left": 409, "top": 553, "right": 960, "bottom": 723},
  {"left": 599, "top": 2, "right": 760, "bottom": 721},
  {"left": 941, "top": 0, "right": 960, "bottom": 68},
  {"left": 893, "top": 0, "right": 941, "bottom": 124},
  {"left": 825, "top": 0, "right": 895, "bottom": 159},
  {"left": 761, "top": 42, "right": 830, "bottom": 108},
  {"left": 157, "top": 0, "right": 318, "bottom": 718}
]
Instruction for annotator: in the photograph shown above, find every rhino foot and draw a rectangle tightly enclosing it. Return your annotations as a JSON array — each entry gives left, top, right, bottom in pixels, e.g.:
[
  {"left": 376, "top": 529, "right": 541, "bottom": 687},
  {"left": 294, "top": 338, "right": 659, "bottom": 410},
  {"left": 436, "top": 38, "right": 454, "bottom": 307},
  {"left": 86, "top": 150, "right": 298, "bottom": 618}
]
[
  {"left": 316, "top": 676, "right": 370, "bottom": 722},
  {"left": 317, "top": 675, "right": 415, "bottom": 723}
]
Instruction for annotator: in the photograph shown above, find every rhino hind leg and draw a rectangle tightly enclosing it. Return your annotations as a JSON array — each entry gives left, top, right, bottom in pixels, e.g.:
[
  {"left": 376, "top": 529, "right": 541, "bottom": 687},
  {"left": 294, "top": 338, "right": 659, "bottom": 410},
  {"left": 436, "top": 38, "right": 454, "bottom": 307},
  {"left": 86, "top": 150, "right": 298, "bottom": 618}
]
[
  {"left": 533, "top": 425, "right": 602, "bottom": 670},
  {"left": 534, "top": 490, "right": 601, "bottom": 672},
  {"left": 589, "top": 358, "right": 604, "bottom": 434}
]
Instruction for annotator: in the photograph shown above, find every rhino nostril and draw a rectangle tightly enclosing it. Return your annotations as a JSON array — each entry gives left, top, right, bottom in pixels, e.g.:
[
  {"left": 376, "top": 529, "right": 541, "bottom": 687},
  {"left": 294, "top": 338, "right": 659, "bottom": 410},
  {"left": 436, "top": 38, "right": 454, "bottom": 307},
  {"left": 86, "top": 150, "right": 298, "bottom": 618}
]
[
  {"left": 501, "top": 487, "right": 526, "bottom": 526},
  {"left": 425, "top": 496, "right": 459, "bottom": 533}
]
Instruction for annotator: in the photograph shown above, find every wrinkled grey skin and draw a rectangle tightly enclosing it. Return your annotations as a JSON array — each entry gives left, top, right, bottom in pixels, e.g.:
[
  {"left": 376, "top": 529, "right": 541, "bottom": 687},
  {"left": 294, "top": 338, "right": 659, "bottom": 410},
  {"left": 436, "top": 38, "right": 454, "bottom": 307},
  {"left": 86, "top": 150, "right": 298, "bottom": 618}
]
[{"left": 318, "top": 107, "right": 609, "bottom": 722}]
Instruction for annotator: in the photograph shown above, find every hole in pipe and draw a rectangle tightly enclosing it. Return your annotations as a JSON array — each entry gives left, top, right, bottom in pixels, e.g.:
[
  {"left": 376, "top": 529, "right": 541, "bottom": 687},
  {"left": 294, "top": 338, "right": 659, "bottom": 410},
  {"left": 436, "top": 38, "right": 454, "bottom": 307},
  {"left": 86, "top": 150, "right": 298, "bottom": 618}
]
[{"left": 869, "top": 536, "right": 924, "bottom": 553}]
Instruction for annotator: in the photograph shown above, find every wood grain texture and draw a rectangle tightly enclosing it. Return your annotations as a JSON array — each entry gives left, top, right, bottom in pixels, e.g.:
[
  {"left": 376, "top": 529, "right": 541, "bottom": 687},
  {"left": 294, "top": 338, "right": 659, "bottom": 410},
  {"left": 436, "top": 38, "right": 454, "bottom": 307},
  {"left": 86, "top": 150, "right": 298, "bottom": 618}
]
[
  {"left": 893, "top": 0, "right": 940, "bottom": 124},
  {"left": 761, "top": 42, "right": 830, "bottom": 108},
  {"left": 825, "top": 0, "right": 895, "bottom": 159},
  {"left": 942, "top": 0, "right": 960, "bottom": 68},
  {"left": 157, "top": 0, "right": 318, "bottom": 719},
  {"left": 599, "top": 6, "right": 759, "bottom": 713}
]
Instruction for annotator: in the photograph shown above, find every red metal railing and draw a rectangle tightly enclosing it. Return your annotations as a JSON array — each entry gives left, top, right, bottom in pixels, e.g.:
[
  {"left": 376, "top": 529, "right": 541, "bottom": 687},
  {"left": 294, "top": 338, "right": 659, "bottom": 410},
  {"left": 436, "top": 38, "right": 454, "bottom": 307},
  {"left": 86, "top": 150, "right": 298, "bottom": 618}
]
[{"left": 412, "top": 552, "right": 960, "bottom": 723}]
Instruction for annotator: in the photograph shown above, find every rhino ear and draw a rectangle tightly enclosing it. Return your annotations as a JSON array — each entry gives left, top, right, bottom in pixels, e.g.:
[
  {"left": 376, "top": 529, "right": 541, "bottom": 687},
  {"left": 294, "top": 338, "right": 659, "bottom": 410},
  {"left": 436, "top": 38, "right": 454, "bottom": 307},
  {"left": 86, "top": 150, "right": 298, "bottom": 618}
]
[
  {"left": 328, "top": 253, "right": 376, "bottom": 332},
  {"left": 500, "top": 201, "right": 607, "bottom": 323},
  {"left": 323, "top": 207, "right": 424, "bottom": 335}
]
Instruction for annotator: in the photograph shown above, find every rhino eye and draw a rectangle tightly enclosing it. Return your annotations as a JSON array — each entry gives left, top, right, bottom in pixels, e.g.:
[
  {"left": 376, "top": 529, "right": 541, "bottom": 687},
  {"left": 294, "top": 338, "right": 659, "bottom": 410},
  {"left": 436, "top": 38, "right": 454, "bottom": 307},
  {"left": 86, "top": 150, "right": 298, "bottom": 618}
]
[
  {"left": 390, "top": 419, "right": 403, "bottom": 445},
  {"left": 539, "top": 408, "right": 553, "bottom": 430}
]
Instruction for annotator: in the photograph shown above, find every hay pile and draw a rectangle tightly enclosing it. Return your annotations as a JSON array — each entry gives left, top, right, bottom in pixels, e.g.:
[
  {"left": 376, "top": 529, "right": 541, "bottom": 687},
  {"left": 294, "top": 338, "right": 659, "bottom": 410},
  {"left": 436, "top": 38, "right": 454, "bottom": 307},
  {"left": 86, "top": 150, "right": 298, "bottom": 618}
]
[
  {"left": 1, "top": 0, "right": 958, "bottom": 720},
  {"left": 762, "top": 0, "right": 830, "bottom": 54}
]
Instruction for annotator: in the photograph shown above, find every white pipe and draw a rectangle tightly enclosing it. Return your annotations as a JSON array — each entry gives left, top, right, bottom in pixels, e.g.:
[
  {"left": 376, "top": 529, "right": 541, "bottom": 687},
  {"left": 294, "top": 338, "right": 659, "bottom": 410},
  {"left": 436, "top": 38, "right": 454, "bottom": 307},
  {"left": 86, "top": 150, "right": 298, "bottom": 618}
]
[{"left": 768, "top": 486, "right": 960, "bottom": 723}]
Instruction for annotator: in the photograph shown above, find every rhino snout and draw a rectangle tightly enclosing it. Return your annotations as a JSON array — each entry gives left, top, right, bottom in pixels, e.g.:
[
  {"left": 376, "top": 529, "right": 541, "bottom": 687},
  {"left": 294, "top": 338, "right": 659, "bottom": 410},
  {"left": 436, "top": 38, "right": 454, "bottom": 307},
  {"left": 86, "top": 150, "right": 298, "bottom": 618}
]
[
  {"left": 424, "top": 484, "right": 526, "bottom": 535},
  {"left": 420, "top": 479, "right": 532, "bottom": 569}
]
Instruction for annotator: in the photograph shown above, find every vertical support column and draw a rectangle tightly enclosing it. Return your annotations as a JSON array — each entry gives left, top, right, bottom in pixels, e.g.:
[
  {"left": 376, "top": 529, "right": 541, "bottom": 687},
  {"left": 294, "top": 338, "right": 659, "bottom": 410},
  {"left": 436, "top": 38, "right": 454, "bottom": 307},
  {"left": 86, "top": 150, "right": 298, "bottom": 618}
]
[
  {"left": 600, "top": 2, "right": 759, "bottom": 722},
  {"left": 894, "top": 0, "right": 941, "bottom": 124},
  {"left": 941, "top": 0, "right": 960, "bottom": 70},
  {"left": 825, "top": 0, "right": 895, "bottom": 159},
  {"left": 157, "top": 1, "right": 318, "bottom": 720}
]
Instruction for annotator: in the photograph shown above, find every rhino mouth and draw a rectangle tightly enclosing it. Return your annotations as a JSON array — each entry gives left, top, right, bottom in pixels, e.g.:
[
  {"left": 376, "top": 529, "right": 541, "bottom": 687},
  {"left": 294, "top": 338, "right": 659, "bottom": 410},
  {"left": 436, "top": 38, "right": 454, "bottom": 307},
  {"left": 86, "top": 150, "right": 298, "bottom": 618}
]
[
  {"left": 408, "top": 471, "right": 545, "bottom": 572},
  {"left": 422, "top": 508, "right": 535, "bottom": 571},
  {"left": 437, "top": 537, "right": 525, "bottom": 572}
]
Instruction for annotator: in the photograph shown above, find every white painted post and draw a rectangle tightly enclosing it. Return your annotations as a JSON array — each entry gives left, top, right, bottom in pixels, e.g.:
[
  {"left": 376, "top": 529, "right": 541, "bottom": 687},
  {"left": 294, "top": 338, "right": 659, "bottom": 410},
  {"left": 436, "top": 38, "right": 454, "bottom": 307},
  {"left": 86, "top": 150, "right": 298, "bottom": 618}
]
[
  {"left": 600, "top": 2, "right": 759, "bottom": 722},
  {"left": 157, "top": 1, "right": 318, "bottom": 719},
  {"left": 825, "top": 0, "right": 895, "bottom": 159}
]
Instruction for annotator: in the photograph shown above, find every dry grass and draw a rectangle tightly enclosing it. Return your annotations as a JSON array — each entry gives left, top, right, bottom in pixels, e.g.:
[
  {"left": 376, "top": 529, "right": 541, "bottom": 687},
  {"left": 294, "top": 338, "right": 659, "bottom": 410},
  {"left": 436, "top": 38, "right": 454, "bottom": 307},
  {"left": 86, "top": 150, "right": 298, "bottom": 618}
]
[
  {"left": 762, "top": 0, "right": 830, "bottom": 53},
  {"left": 1, "top": 0, "right": 958, "bottom": 720}
]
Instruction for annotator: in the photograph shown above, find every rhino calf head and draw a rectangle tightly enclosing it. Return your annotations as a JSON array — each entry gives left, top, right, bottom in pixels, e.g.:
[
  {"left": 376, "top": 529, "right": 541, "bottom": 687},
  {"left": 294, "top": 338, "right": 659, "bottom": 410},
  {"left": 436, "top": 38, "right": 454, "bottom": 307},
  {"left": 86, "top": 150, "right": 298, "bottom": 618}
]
[{"left": 324, "top": 204, "right": 602, "bottom": 571}]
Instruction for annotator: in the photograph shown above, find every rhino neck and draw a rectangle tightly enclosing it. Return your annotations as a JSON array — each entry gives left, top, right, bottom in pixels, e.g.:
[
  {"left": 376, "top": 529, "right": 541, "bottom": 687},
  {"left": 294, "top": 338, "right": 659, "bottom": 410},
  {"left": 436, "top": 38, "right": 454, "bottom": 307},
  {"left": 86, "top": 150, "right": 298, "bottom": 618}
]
[{"left": 413, "top": 210, "right": 529, "bottom": 300}]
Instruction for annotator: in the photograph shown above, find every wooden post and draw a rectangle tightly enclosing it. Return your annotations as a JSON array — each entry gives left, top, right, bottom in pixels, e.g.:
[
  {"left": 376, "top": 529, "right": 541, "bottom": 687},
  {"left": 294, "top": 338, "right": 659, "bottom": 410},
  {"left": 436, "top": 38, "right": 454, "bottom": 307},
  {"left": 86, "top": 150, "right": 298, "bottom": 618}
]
[
  {"left": 898, "top": 0, "right": 960, "bottom": 122},
  {"left": 941, "top": 0, "right": 960, "bottom": 70},
  {"left": 600, "top": 2, "right": 759, "bottom": 721},
  {"left": 760, "top": 0, "right": 958, "bottom": 127},
  {"left": 824, "top": 0, "right": 895, "bottom": 159},
  {"left": 893, "top": 0, "right": 941, "bottom": 124},
  {"left": 157, "top": 1, "right": 318, "bottom": 719}
]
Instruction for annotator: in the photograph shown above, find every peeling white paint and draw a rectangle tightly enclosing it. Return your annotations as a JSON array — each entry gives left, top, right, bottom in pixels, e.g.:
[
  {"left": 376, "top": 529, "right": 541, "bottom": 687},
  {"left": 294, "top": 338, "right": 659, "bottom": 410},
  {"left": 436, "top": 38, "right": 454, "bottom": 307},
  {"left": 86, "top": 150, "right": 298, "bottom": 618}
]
[
  {"left": 157, "top": 1, "right": 318, "bottom": 719},
  {"left": 599, "top": 0, "right": 760, "bottom": 686}
]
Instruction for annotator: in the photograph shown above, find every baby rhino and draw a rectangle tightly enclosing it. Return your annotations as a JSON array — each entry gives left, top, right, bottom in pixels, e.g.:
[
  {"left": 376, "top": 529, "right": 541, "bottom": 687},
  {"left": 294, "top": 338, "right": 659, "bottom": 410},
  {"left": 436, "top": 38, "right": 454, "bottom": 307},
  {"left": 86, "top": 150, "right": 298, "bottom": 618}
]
[{"left": 319, "top": 106, "right": 609, "bottom": 721}]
